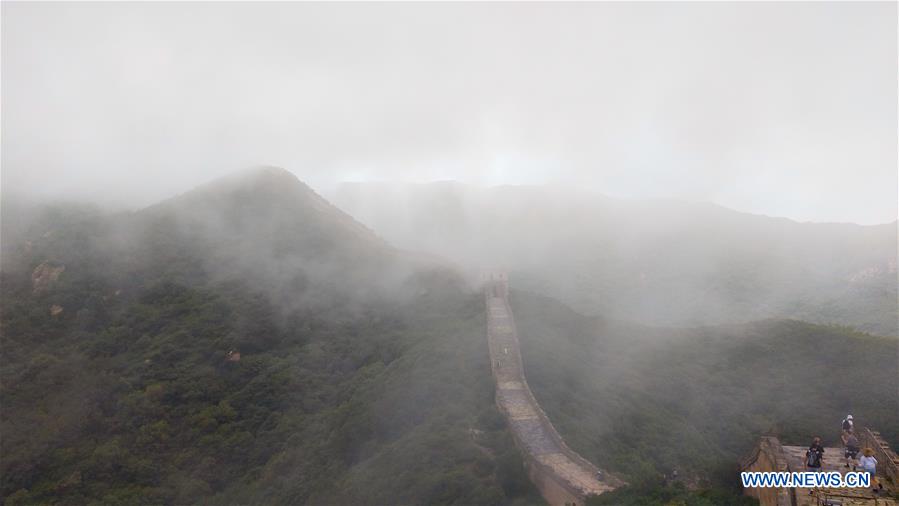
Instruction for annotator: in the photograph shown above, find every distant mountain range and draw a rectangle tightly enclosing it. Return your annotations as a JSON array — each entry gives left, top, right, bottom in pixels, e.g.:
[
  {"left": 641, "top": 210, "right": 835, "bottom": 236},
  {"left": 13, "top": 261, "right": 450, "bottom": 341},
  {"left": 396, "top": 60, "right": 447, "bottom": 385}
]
[
  {"left": 2, "top": 169, "right": 895, "bottom": 505},
  {"left": 332, "top": 181, "right": 898, "bottom": 335}
]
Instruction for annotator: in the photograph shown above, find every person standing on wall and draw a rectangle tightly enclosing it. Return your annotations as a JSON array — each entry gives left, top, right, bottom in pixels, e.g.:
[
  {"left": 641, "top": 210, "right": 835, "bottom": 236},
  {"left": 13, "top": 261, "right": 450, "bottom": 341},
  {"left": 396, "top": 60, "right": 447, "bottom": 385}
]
[
  {"left": 858, "top": 448, "right": 884, "bottom": 494},
  {"left": 806, "top": 437, "right": 825, "bottom": 472}
]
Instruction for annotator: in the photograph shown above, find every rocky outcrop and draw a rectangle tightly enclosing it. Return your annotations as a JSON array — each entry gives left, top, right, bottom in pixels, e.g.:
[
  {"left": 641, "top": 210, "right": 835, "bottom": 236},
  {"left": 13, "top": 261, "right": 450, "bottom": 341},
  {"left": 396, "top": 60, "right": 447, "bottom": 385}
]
[{"left": 31, "top": 262, "right": 65, "bottom": 294}]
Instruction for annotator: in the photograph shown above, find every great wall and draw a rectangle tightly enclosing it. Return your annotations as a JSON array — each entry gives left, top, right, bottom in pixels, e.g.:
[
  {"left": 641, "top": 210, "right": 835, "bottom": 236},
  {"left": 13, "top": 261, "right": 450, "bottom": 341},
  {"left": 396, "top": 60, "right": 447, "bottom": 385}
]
[
  {"left": 485, "top": 273, "right": 897, "bottom": 506},
  {"left": 484, "top": 273, "right": 622, "bottom": 506}
]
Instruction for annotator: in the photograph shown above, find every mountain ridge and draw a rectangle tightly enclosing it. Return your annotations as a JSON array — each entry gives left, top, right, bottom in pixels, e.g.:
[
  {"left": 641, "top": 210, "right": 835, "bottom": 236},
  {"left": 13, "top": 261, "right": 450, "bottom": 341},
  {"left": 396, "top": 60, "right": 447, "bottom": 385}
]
[
  {"left": 331, "top": 181, "right": 898, "bottom": 335},
  {"left": 334, "top": 180, "right": 898, "bottom": 228}
]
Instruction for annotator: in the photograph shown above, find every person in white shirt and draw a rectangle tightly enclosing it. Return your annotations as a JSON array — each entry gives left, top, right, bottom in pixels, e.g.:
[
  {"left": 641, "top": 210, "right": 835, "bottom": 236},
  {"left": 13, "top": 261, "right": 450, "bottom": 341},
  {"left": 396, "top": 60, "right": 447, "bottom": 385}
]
[{"left": 841, "top": 414, "right": 854, "bottom": 446}]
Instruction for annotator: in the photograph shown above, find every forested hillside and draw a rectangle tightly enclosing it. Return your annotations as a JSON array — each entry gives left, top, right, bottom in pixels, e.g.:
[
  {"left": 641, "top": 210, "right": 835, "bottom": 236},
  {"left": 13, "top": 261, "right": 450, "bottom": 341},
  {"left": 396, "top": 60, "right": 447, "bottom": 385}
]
[
  {"left": 0, "top": 169, "right": 541, "bottom": 505},
  {"left": 2, "top": 169, "right": 895, "bottom": 505},
  {"left": 511, "top": 290, "right": 899, "bottom": 503}
]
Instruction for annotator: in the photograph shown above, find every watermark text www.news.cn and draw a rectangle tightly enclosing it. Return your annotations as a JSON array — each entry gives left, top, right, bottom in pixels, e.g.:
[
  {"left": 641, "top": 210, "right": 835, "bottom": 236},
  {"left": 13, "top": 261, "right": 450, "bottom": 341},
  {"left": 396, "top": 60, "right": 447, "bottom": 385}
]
[{"left": 741, "top": 472, "right": 871, "bottom": 488}]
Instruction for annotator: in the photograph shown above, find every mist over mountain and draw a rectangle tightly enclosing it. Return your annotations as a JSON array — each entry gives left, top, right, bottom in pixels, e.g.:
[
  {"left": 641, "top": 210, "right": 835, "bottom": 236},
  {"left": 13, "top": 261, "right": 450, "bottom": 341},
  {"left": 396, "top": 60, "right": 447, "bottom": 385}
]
[
  {"left": 509, "top": 291, "right": 898, "bottom": 491},
  {"left": 332, "top": 182, "right": 898, "bottom": 335},
  {"left": 4, "top": 168, "right": 434, "bottom": 314},
  {"left": 0, "top": 170, "right": 539, "bottom": 505},
  {"left": 3, "top": 2, "right": 897, "bottom": 505},
  {"left": 2, "top": 169, "right": 897, "bottom": 505}
]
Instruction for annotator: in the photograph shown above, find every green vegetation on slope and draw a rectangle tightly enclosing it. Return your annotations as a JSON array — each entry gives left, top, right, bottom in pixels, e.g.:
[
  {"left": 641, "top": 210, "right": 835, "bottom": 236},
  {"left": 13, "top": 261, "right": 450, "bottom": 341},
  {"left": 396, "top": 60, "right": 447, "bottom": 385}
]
[
  {"left": 0, "top": 179, "right": 542, "bottom": 505},
  {"left": 3, "top": 275, "right": 540, "bottom": 505},
  {"left": 511, "top": 290, "right": 898, "bottom": 501},
  {"left": 586, "top": 481, "right": 758, "bottom": 506},
  {"left": 5, "top": 170, "right": 894, "bottom": 506}
]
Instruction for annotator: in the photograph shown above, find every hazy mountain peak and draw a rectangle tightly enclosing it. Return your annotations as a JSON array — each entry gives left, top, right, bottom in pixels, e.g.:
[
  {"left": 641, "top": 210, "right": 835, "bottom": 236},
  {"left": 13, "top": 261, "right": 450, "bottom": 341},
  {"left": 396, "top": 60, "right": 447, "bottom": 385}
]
[
  {"left": 140, "top": 166, "right": 387, "bottom": 250},
  {"left": 183, "top": 165, "right": 310, "bottom": 199},
  {"left": 142, "top": 167, "right": 348, "bottom": 226},
  {"left": 229, "top": 165, "right": 304, "bottom": 186}
]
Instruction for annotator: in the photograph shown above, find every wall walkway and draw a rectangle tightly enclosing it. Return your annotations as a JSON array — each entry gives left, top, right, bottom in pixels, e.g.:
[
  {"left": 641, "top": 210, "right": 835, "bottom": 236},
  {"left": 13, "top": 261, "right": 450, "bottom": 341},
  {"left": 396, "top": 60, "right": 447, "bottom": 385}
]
[{"left": 485, "top": 274, "right": 621, "bottom": 506}]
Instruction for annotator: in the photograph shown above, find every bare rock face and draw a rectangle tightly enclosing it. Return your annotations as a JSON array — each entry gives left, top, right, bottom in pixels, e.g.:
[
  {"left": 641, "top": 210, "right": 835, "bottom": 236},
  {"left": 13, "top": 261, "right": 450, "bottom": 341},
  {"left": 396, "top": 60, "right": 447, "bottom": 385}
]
[{"left": 31, "top": 262, "right": 65, "bottom": 294}]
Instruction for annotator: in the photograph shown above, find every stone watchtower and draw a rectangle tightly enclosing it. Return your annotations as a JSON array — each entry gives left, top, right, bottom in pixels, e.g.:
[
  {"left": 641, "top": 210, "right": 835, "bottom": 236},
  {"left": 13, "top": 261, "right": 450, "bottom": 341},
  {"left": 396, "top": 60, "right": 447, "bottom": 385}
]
[{"left": 484, "top": 271, "right": 509, "bottom": 299}]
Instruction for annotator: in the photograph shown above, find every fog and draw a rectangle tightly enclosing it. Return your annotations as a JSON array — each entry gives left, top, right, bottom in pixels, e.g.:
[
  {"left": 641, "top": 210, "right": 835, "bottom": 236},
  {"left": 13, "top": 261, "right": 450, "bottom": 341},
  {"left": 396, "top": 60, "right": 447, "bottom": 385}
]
[
  {"left": 330, "top": 180, "right": 898, "bottom": 335},
  {"left": 2, "top": 3, "right": 899, "bottom": 504},
  {"left": 3, "top": 1, "right": 897, "bottom": 224}
]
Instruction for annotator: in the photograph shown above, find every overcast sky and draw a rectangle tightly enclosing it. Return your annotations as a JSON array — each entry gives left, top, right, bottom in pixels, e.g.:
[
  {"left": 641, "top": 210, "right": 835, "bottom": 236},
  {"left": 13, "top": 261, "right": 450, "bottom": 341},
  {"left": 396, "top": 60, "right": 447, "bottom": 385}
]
[{"left": 2, "top": 2, "right": 896, "bottom": 224}]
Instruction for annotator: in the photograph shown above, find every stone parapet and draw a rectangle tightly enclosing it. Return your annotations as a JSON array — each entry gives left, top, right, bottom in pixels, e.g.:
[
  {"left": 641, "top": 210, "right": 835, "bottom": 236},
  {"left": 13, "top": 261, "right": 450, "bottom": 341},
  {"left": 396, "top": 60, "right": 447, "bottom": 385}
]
[{"left": 858, "top": 426, "right": 899, "bottom": 485}]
